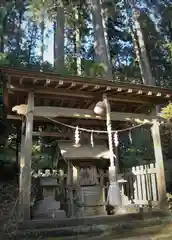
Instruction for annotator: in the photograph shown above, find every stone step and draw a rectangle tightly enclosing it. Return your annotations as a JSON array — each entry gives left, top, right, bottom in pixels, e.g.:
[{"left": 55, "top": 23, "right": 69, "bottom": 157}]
[
  {"left": 13, "top": 225, "right": 104, "bottom": 239},
  {"left": 11, "top": 215, "right": 172, "bottom": 239},
  {"left": 17, "top": 210, "right": 168, "bottom": 230},
  {"left": 12, "top": 221, "right": 172, "bottom": 240}
]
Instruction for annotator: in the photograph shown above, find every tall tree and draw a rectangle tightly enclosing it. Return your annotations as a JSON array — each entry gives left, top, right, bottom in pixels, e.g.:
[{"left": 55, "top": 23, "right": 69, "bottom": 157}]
[
  {"left": 125, "top": 0, "right": 155, "bottom": 85},
  {"left": 89, "top": 0, "right": 113, "bottom": 79},
  {"left": 54, "top": 2, "right": 65, "bottom": 73}
]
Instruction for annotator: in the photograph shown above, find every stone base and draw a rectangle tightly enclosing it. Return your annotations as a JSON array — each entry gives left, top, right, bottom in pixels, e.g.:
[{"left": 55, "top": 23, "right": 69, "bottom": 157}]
[
  {"left": 108, "top": 182, "right": 121, "bottom": 206},
  {"left": 33, "top": 210, "right": 66, "bottom": 220},
  {"left": 79, "top": 186, "right": 106, "bottom": 217},
  {"left": 79, "top": 206, "right": 106, "bottom": 217},
  {"left": 33, "top": 196, "right": 66, "bottom": 220}
]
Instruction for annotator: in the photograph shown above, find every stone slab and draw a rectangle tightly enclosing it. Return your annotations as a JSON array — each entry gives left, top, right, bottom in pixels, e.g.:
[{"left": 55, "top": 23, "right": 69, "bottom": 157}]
[{"left": 33, "top": 197, "right": 66, "bottom": 220}]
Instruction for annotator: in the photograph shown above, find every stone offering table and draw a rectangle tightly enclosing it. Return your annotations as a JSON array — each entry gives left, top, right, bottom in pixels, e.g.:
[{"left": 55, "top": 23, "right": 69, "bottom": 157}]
[{"left": 33, "top": 173, "right": 66, "bottom": 220}]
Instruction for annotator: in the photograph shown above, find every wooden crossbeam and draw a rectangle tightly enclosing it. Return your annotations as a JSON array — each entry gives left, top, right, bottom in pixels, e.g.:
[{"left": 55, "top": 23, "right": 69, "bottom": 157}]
[
  {"left": 12, "top": 105, "right": 157, "bottom": 123},
  {"left": 32, "top": 131, "right": 107, "bottom": 139}
]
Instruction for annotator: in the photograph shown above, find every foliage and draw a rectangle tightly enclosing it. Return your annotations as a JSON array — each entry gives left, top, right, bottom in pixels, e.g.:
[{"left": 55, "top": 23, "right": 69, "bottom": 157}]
[
  {"left": 119, "top": 125, "right": 154, "bottom": 168},
  {"left": 166, "top": 193, "right": 172, "bottom": 211},
  {"left": 159, "top": 103, "right": 172, "bottom": 121}
]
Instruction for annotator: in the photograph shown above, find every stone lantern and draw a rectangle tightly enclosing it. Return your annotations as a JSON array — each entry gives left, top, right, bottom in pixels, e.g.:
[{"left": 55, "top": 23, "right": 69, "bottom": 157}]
[{"left": 33, "top": 169, "right": 66, "bottom": 220}]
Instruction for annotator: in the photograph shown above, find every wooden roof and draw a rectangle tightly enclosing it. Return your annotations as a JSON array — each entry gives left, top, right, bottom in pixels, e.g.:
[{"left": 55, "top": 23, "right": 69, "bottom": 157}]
[
  {"left": 58, "top": 142, "right": 109, "bottom": 159},
  {"left": 1, "top": 67, "right": 172, "bottom": 117}
]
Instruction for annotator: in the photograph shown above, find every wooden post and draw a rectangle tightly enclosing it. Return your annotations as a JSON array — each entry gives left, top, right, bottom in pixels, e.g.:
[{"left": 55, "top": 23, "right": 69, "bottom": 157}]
[
  {"left": 114, "top": 131, "right": 119, "bottom": 173},
  {"left": 67, "top": 160, "right": 74, "bottom": 217},
  {"left": 151, "top": 121, "right": 167, "bottom": 209},
  {"left": 73, "top": 165, "right": 78, "bottom": 185},
  {"left": 103, "top": 94, "right": 116, "bottom": 177},
  {"left": 103, "top": 94, "right": 121, "bottom": 208},
  {"left": 19, "top": 118, "right": 26, "bottom": 220},
  {"left": 19, "top": 92, "right": 34, "bottom": 220}
]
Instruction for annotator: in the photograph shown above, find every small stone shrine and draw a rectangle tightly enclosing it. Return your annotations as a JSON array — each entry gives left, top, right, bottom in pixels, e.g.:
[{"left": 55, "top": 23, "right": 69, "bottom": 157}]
[{"left": 33, "top": 170, "right": 66, "bottom": 220}]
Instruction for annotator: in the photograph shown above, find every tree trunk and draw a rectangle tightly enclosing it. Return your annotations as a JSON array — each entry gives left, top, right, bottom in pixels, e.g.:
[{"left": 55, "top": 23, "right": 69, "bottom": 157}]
[
  {"left": 89, "top": 0, "right": 113, "bottom": 79},
  {"left": 54, "top": 7, "right": 65, "bottom": 73},
  {"left": 16, "top": 6, "right": 23, "bottom": 55},
  {"left": 131, "top": 6, "right": 155, "bottom": 85},
  {"left": 74, "top": 6, "right": 81, "bottom": 75},
  {"left": 40, "top": 10, "right": 45, "bottom": 69},
  {"left": 130, "top": 23, "right": 145, "bottom": 83},
  {"left": 28, "top": 23, "right": 37, "bottom": 65},
  {"left": 0, "top": 2, "right": 14, "bottom": 53},
  {"left": 0, "top": 5, "right": 6, "bottom": 53}
]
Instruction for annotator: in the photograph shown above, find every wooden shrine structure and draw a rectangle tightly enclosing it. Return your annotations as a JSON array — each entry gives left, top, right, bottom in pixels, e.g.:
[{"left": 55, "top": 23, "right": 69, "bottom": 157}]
[{"left": 0, "top": 67, "right": 171, "bottom": 220}]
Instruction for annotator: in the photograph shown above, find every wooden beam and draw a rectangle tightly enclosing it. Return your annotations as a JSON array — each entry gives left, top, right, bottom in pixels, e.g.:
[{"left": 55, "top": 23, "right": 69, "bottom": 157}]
[
  {"left": 8, "top": 84, "right": 152, "bottom": 104},
  {"left": 90, "top": 85, "right": 101, "bottom": 92},
  {"left": 44, "top": 79, "right": 51, "bottom": 87},
  {"left": 8, "top": 84, "right": 93, "bottom": 99},
  {"left": 32, "top": 131, "right": 108, "bottom": 140},
  {"left": 80, "top": 84, "right": 88, "bottom": 90},
  {"left": 68, "top": 82, "right": 76, "bottom": 89},
  {"left": 33, "top": 78, "right": 38, "bottom": 83},
  {"left": 19, "top": 77, "right": 23, "bottom": 84},
  {"left": 33, "top": 131, "right": 72, "bottom": 137},
  {"left": 7, "top": 114, "right": 22, "bottom": 120},
  {"left": 55, "top": 80, "right": 64, "bottom": 88},
  {"left": 12, "top": 105, "right": 157, "bottom": 123}
]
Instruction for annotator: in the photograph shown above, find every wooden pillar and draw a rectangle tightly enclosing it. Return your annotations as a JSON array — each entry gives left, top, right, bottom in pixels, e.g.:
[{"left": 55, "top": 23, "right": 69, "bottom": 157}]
[
  {"left": 19, "top": 118, "right": 26, "bottom": 220},
  {"left": 19, "top": 92, "right": 34, "bottom": 220},
  {"left": 67, "top": 160, "right": 74, "bottom": 217},
  {"left": 103, "top": 94, "right": 116, "bottom": 179},
  {"left": 114, "top": 131, "right": 119, "bottom": 173},
  {"left": 15, "top": 124, "right": 20, "bottom": 184},
  {"left": 73, "top": 165, "right": 78, "bottom": 185},
  {"left": 103, "top": 94, "right": 121, "bottom": 207},
  {"left": 151, "top": 121, "right": 167, "bottom": 209}
]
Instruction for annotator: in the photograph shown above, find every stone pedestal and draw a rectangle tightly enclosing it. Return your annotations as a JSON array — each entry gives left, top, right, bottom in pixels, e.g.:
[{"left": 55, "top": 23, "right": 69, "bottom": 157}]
[
  {"left": 33, "top": 176, "right": 66, "bottom": 220},
  {"left": 118, "top": 177, "right": 130, "bottom": 207},
  {"left": 107, "top": 174, "right": 132, "bottom": 214},
  {"left": 107, "top": 166, "right": 122, "bottom": 208},
  {"left": 79, "top": 186, "right": 106, "bottom": 217},
  {"left": 108, "top": 182, "right": 121, "bottom": 206}
]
